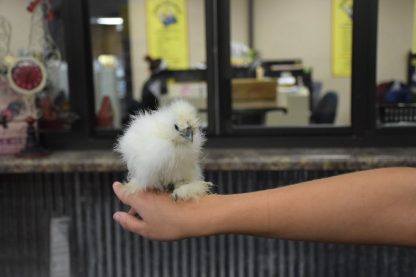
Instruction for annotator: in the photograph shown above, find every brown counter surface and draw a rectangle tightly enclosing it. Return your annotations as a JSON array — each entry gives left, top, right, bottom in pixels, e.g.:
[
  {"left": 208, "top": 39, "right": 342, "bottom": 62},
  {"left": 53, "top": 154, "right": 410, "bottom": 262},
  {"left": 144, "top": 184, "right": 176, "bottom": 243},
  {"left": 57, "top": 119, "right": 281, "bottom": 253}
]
[{"left": 1, "top": 148, "right": 415, "bottom": 173}]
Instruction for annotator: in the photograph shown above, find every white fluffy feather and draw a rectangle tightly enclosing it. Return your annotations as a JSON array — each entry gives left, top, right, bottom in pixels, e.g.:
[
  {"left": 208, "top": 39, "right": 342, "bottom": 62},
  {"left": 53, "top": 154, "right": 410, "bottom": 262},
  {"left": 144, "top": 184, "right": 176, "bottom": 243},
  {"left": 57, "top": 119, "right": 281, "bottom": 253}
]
[{"left": 115, "top": 100, "right": 211, "bottom": 200}]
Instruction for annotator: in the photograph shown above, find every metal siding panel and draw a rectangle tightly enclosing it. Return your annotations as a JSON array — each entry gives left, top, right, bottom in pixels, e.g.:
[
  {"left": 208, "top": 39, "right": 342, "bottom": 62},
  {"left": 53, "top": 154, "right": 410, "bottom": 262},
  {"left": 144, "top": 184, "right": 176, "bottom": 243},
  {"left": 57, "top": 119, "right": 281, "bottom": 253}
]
[
  {"left": 2, "top": 169, "right": 416, "bottom": 276},
  {"left": 171, "top": 241, "right": 179, "bottom": 277}
]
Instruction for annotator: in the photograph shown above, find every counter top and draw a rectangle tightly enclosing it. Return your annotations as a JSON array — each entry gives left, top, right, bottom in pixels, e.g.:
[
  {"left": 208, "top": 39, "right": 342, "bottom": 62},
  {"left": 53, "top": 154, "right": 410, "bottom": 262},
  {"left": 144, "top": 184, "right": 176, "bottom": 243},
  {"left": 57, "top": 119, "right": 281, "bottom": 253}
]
[{"left": 0, "top": 148, "right": 415, "bottom": 173}]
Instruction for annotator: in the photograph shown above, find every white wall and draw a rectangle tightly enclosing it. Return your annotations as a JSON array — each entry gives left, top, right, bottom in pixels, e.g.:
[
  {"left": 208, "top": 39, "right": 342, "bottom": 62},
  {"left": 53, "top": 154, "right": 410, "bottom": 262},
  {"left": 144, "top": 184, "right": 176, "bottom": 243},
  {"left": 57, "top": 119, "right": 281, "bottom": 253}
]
[
  {"left": 377, "top": 0, "right": 413, "bottom": 83},
  {"left": 0, "top": 0, "right": 38, "bottom": 55},
  {"left": 231, "top": 0, "right": 249, "bottom": 44}
]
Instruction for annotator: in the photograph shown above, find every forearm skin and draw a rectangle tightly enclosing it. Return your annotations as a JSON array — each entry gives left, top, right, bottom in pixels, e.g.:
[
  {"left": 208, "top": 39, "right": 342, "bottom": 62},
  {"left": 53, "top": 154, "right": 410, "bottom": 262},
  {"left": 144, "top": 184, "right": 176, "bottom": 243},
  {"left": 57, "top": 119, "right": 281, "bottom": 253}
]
[{"left": 199, "top": 168, "right": 416, "bottom": 246}]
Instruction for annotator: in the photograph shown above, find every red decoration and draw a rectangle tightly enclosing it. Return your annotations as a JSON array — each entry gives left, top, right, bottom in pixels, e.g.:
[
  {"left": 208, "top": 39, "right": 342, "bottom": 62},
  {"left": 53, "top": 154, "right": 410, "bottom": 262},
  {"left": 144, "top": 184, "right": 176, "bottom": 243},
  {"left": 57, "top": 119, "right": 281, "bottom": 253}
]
[
  {"left": 47, "top": 10, "right": 55, "bottom": 21},
  {"left": 26, "top": 116, "right": 35, "bottom": 125},
  {"left": 40, "top": 95, "right": 57, "bottom": 120},
  {"left": 11, "top": 61, "right": 44, "bottom": 91},
  {"left": 27, "top": 0, "right": 55, "bottom": 21},
  {"left": 27, "top": 0, "right": 43, "bottom": 13},
  {"left": 96, "top": 96, "right": 114, "bottom": 128}
]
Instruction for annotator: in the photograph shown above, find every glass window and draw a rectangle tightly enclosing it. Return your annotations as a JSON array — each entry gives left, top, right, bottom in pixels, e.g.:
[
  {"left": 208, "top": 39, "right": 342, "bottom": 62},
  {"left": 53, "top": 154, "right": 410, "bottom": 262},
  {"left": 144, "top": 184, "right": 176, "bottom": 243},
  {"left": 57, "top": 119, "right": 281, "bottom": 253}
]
[
  {"left": 376, "top": 0, "right": 416, "bottom": 127},
  {"left": 230, "top": 0, "right": 352, "bottom": 127},
  {"left": 88, "top": 0, "right": 208, "bottom": 130}
]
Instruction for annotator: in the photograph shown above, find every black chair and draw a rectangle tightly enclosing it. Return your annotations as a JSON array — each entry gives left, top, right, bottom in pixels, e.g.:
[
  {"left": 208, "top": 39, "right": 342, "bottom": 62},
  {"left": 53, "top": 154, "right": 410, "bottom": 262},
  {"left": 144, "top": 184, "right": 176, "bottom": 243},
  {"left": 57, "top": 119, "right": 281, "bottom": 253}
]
[{"left": 310, "top": 91, "right": 338, "bottom": 124}]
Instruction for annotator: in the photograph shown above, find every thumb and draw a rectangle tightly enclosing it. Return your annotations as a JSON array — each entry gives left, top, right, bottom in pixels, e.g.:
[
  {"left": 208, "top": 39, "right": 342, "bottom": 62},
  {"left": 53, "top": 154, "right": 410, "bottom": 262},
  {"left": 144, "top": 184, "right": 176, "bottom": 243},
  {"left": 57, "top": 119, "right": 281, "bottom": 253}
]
[{"left": 113, "top": 182, "right": 135, "bottom": 206}]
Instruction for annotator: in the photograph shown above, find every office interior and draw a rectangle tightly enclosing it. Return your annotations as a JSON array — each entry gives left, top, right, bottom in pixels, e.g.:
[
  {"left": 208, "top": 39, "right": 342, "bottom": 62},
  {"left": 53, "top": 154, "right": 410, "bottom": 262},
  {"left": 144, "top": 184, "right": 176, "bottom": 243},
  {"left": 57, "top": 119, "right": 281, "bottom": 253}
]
[{"left": 1, "top": 0, "right": 416, "bottom": 276}]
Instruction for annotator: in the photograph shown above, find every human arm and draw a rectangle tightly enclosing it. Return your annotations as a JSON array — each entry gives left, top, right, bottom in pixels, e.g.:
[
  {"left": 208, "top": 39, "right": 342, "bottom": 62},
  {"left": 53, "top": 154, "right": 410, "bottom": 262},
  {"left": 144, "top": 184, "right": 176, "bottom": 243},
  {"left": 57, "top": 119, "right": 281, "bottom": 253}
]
[{"left": 113, "top": 167, "right": 416, "bottom": 246}]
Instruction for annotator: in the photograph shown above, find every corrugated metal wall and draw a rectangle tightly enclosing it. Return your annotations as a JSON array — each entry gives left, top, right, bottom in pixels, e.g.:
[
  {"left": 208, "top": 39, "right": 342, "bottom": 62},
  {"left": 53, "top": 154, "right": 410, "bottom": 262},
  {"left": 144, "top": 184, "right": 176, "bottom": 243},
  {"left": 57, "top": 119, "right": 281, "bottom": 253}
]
[{"left": 1, "top": 170, "right": 416, "bottom": 277}]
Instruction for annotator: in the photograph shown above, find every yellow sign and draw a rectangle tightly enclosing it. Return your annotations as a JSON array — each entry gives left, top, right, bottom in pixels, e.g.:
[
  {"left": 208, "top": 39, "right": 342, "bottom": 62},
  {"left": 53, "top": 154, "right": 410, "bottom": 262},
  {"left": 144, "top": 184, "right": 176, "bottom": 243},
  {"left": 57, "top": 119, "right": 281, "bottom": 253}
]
[
  {"left": 146, "top": 0, "right": 189, "bottom": 69},
  {"left": 412, "top": 0, "right": 416, "bottom": 53},
  {"left": 332, "top": 0, "right": 353, "bottom": 77}
]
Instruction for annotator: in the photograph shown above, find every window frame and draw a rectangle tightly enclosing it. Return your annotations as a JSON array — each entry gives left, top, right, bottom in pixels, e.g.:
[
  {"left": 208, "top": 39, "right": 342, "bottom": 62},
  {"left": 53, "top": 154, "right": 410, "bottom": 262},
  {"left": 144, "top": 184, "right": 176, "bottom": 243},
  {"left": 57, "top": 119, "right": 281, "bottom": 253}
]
[
  {"left": 40, "top": 0, "right": 416, "bottom": 150},
  {"left": 211, "top": 0, "right": 365, "bottom": 137}
]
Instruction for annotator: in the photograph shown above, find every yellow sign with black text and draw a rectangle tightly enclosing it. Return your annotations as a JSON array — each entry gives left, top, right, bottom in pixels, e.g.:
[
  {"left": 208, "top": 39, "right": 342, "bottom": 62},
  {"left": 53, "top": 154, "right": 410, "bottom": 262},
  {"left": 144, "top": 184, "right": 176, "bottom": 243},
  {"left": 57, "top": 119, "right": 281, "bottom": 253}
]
[
  {"left": 412, "top": 0, "right": 416, "bottom": 53},
  {"left": 146, "top": 0, "right": 189, "bottom": 69},
  {"left": 332, "top": 0, "right": 353, "bottom": 77}
]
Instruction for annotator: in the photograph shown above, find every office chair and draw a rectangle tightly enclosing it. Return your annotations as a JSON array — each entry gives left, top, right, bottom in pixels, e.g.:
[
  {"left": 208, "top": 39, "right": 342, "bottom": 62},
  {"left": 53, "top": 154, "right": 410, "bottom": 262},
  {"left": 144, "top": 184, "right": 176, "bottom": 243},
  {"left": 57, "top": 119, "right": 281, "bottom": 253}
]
[{"left": 310, "top": 91, "right": 338, "bottom": 124}]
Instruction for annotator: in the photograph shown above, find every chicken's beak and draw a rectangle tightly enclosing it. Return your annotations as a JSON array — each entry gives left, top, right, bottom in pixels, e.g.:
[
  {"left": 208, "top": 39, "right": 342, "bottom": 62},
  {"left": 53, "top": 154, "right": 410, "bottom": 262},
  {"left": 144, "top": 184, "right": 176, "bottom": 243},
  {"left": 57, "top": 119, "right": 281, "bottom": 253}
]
[{"left": 180, "top": 126, "right": 193, "bottom": 142}]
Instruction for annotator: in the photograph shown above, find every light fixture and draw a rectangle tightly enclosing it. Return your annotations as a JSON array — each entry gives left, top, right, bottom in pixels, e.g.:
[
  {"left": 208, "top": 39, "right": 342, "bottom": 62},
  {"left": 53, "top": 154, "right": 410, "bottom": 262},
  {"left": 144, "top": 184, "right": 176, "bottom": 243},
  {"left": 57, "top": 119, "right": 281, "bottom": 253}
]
[{"left": 92, "top": 17, "right": 124, "bottom": 25}]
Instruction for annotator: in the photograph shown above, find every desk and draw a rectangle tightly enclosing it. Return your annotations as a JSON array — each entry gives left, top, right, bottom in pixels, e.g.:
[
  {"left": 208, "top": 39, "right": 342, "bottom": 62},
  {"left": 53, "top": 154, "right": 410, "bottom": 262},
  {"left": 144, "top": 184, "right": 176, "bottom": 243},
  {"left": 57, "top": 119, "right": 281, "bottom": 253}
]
[
  {"left": 265, "top": 88, "right": 310, "bottom": 126},
  {"left": 160, "top": 92, "right": 310, "bottom": 126},
  {"left": 160, "top": 95, "right": 290, "bottom": 126},
  {"left": 233, "top": 101, "right": 283, "bottom": 110},
  {"left": 232, "top": 101, "right": 287, "bottom": 125}
]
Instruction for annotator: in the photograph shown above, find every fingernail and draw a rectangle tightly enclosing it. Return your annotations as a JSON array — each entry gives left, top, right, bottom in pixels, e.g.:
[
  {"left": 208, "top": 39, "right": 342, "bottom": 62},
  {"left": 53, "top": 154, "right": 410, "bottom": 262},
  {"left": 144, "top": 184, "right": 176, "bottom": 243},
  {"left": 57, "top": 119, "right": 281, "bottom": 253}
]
[{"left": 113, "top": 213, "right": 120, "bottom": 221}]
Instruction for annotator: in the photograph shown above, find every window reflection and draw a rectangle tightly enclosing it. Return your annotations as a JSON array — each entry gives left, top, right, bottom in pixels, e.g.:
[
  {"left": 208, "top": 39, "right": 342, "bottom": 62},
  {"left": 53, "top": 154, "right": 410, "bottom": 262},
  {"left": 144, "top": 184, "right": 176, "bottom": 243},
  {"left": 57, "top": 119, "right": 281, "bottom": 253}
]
[
  {"left": 376, "top": 0, "right": 416, "bottom": 127},
  {"left": 230, "top": 0, "right": 351, "bottom": 127},
  {"left": 89, "top": 0, "right": 207, "bottom": 130}
]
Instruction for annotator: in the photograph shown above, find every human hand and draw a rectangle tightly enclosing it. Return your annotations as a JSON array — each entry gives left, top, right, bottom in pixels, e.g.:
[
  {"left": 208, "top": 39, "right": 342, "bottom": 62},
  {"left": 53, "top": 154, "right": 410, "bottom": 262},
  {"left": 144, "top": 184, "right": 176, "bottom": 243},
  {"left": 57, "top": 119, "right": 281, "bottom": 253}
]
[{"left": 112, "top": 181, "right": 219, "bottom": 240}]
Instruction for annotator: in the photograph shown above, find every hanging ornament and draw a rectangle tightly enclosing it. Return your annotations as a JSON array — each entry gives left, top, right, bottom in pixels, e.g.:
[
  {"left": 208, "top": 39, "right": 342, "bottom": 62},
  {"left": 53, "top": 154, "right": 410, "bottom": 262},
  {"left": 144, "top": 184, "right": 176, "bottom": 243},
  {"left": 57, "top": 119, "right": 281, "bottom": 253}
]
[
  {"left": 7, "top": 57, "right": 48, "bottom": 157},
  {"left": 1, "top": 1, "right": 60, "bottom": 156},
  {"left": 26, "top": 0, "right": 60, "bottom": 63},
  {"left": 7, "top": 57, "right": 47, "bottom": 96}
]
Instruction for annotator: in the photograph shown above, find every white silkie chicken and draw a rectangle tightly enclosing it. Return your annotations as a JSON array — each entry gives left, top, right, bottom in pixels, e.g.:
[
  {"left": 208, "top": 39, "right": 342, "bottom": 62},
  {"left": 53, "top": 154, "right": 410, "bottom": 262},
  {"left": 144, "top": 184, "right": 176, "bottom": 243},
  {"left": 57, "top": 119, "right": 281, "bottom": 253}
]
[{"left": 115, "top": 100, "right": 211, "bottom": 201}]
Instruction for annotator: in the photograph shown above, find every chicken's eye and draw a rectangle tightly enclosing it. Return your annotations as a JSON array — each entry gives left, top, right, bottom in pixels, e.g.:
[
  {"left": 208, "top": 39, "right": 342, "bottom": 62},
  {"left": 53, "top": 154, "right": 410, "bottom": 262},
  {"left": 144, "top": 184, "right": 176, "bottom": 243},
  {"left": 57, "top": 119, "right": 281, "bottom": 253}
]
[{"left": 174, "top": 124, "right": 179, "bottom": 131}]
